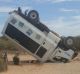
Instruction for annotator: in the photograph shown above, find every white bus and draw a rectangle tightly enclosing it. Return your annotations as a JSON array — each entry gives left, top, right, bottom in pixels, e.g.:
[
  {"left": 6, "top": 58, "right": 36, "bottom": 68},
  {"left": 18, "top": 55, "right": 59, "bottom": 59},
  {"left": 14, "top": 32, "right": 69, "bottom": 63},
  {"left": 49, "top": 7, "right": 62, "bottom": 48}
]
[{"left": 2, "top": 8, "right": 75, "bottom": 63}]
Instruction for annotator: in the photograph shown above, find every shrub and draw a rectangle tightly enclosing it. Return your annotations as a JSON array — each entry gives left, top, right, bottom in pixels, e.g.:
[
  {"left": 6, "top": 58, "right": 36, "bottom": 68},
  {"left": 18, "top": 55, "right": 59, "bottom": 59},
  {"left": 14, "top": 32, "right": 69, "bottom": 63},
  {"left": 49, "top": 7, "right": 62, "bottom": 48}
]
[{"left": 0, "top": 57, "right": 8, "bottom": 72}]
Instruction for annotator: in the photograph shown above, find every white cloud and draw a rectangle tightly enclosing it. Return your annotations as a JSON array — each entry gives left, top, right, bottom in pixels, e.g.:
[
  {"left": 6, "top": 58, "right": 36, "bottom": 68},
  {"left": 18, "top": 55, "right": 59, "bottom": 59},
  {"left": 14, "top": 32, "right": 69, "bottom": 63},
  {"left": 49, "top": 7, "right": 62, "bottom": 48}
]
[
  {"left": 0, "top": 7, "right": 16, "bottom": 13},
  {"left": 0, "top": 6, "right": 32, "bottom": 13},
  {"left": 43, "top": 16, "right": 80, "bottom": 36},
  {"left": 50, "top": 0, "right": 72, "bottom": 3},
  {"left": 60, "top": 8, "right": 80, "bottom": 13},
  {"left": 73, "top": 16, "right": 80, "bottom": 20},
  {"left": 34, "top": 0, "right": 74, "bottom": 3}
]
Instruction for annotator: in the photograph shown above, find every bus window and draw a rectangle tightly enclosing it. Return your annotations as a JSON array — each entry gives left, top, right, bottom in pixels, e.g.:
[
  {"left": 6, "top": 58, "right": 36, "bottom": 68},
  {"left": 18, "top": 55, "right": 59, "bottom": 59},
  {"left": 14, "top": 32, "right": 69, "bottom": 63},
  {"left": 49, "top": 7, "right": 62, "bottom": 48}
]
[
  {"left": 36, "top": 34, "right": 41, "bottom": 40},
  {"left": 18, "top": 22, "right": 24, "bottom": 27},
  {"left": 10, "top": 18, "right": 17, "bottom": 25},
  {"left": 26, "top": 29, "right": 33, "bottom": 36}
]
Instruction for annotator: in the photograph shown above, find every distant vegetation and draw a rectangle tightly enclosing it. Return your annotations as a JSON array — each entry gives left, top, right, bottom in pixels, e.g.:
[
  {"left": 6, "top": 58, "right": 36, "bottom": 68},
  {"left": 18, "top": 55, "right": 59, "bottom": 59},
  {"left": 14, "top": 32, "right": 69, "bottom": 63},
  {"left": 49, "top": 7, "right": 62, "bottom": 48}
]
[{"left": 0, "top": 36, "right": 16, "bottom": 51}]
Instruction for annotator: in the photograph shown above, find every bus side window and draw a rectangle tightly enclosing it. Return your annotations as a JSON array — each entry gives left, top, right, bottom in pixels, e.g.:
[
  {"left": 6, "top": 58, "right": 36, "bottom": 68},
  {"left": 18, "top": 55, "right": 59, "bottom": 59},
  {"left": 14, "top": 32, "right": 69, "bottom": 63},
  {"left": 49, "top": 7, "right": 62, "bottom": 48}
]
[
  {"left": 26, "top": 29, "right": 33, "bottom": 36},
  {"left": 10, "top": 18, "right": 17, "bottom": 25},
  {"left": 36, "top": 34, "right": 41, "bottom": 40},
  {"left": 18, "top": 22, "right": 24, "bottom": 27}
]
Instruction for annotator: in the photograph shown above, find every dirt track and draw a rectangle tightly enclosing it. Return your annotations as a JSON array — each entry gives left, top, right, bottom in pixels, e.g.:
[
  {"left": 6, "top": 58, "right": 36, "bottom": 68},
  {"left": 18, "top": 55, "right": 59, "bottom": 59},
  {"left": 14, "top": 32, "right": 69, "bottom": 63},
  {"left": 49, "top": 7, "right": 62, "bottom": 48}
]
[{"left": 1, "top": 54, "right": 80, "bottom": 74}]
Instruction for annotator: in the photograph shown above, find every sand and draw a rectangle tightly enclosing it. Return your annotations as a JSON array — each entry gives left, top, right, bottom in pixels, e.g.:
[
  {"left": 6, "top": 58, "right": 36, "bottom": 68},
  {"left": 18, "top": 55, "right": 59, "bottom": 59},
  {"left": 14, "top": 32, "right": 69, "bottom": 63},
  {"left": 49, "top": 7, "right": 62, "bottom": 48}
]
[{"left": 1, "top": 54, "right": 80, "bottom": 74}]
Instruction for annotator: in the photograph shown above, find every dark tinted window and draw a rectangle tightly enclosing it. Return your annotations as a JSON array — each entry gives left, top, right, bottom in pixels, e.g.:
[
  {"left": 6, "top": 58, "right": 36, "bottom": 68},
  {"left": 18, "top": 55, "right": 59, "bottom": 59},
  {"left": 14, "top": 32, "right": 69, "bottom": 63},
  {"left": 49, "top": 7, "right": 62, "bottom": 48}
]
[
  {"left": 11, "top": 18, "right": 17, "bottom": 24},
  {"left": 26, "top": 29, "right": 33, "bottom": 36},
  {"left": 5, "top": 24, "right": 40, "bottom": 53},
  {"left": 18, "top": 22, "right": 24, "bottom": 27},
  {"left": 36, "top": 47, "right": 47, "bottom": 58}
]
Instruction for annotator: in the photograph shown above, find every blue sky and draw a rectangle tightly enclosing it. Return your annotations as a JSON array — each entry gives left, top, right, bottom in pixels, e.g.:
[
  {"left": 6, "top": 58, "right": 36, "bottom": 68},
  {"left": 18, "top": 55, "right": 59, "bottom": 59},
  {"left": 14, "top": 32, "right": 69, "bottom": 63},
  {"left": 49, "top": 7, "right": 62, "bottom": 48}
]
[{"left": 0, "top": 0, "right": 80, "bottom": 36}]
